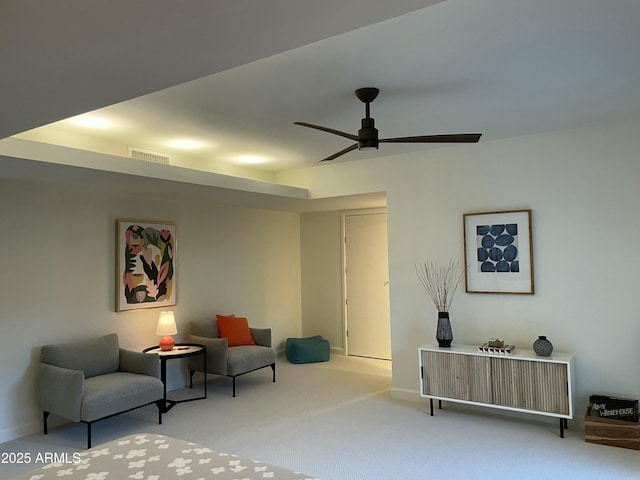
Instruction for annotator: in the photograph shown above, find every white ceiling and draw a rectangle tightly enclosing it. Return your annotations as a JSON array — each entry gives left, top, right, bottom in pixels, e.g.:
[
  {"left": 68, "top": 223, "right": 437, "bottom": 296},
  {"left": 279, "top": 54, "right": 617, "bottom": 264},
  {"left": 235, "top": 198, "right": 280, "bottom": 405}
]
[{"left": 3, "top": 0, "right": 640, "bottom": 182}]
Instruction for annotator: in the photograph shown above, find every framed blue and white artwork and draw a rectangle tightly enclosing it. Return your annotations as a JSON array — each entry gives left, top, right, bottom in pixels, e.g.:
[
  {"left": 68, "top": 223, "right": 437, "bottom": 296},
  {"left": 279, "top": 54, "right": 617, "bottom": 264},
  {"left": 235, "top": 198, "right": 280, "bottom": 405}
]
[{"left": 463, "top": 209, "right": 534, "bottom": 294}]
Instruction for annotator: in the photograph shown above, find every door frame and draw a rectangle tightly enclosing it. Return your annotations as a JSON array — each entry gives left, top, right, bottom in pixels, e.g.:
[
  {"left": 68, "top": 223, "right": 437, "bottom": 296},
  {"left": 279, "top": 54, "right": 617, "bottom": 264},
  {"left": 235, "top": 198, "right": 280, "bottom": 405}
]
[{"left": 341, "top": 207, "right": 390, "bottom": 358}]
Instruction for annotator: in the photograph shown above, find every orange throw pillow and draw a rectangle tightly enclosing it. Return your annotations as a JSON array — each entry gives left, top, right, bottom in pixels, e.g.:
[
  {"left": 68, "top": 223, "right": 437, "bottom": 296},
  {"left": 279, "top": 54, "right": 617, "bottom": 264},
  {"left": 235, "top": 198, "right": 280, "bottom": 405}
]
[{"left": 217, "top": 315, "right": 256, "bottom": 346}]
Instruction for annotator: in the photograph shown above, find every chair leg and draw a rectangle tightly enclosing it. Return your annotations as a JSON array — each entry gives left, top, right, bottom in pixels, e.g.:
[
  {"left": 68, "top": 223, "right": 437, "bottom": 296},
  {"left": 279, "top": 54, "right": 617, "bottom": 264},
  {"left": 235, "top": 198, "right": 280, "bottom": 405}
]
[
  {"left": 87, "top": 423, "right": 92, "bottom": 449},
  {"left": 156, "top": 401, "right": 163, "bottom": 424},
  {"left": 230, "top": 364, "right": 275, "bottom": 397},
  {"left": 189, "top": 370, "right": 194, "bottom": 388},
  {"left": 43, "top": 411, "right": 49, "bottom": 435}
]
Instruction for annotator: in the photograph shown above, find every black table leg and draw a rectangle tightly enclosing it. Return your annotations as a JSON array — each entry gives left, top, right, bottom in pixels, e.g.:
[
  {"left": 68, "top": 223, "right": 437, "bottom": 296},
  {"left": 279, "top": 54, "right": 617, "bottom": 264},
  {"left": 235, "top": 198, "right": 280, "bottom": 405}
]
[
  {"left": 160, "top": 358, "right": 168, "bottom": 413},
  {"left": 203, "top": 347, "right": 207, "bottom": 399}
]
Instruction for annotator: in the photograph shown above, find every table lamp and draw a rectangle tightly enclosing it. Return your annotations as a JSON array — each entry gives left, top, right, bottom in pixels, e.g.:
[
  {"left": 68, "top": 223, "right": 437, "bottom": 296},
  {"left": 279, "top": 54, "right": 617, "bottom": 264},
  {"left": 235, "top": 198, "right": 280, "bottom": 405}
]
[{"left": 156, "top": 311, "right": 177, "bottom": 351}]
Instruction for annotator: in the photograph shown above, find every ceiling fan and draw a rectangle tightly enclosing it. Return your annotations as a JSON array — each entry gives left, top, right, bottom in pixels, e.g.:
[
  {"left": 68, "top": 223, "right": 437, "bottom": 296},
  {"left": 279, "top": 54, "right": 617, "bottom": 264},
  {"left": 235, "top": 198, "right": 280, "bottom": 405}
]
[{"left": 295, "top": 87, "right": 482, "bottom": 162}]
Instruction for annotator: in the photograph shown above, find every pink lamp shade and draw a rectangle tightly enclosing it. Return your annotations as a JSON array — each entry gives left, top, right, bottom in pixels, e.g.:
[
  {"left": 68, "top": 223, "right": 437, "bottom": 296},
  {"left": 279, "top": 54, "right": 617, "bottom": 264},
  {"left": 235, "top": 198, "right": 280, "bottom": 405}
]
[{"left": 156, "top": 311, "right": 177, "bottom": 351}]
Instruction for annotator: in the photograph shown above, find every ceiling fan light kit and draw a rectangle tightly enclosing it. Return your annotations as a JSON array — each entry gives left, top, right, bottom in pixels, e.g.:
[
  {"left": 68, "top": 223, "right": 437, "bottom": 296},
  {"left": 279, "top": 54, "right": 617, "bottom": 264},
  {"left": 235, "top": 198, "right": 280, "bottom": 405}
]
[{"left": 295, "top": 87, "right": 482, "bottom": 162}]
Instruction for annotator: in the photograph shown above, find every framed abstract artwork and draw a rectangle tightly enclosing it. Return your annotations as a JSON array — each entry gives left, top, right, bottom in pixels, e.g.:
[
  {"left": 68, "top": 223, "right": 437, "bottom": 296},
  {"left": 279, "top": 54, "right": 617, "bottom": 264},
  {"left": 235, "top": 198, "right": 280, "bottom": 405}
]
[
  {"left": 116, "top": 220, "right": 176, "bottom": 311},
  {"left": 463, "top": 209, "right": 534, "bottom": 294}
]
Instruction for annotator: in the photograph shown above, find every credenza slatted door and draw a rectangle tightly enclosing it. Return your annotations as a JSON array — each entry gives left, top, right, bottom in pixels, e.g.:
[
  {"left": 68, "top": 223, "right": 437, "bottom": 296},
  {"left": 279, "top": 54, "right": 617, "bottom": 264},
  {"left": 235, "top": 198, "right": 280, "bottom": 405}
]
[
  {"left": 421, "top": 350, "right": 492, "bottom": 403},
  {"left": 491, "top": 358, "right": 569, "bottom": 415}
]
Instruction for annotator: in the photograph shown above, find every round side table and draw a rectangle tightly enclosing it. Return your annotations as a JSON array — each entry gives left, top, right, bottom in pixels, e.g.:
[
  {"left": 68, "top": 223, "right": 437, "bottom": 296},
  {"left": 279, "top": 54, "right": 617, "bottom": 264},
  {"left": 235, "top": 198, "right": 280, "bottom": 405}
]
[{"left": 143, "top": 343, "right": 207, "bottom": 413}]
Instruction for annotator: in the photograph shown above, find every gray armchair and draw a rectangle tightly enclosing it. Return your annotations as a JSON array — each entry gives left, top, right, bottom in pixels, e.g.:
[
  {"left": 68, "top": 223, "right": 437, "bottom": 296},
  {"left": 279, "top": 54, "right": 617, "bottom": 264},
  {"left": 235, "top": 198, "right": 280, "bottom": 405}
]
[
  {"left": 38, "top": 333, "right": 164, "bottom": 448},
  {"left": 187, "top": 320, "right": 276, "bottom": 397}
]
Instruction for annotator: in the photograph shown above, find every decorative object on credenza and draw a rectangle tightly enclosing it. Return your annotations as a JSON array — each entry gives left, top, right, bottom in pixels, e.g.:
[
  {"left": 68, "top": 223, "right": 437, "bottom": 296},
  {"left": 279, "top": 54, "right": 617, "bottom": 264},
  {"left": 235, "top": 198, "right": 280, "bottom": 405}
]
[
  {"left": 116, "top": 220, "right": 176, "bottom": 311},
  {"left": 156, "top": 311, "right": 177, "bottom": 351},
  {"left": 415, "top": 260, "right": 465, "bottom": 348},
  {"left": 435, "top": 312, "right": 453, "bottom": 348},
  {"left": 478, "top": 342, "right": 515, "bottom": 354},
  {"left": 532, "top": 335, "right": 553, "bottom": 356},
  {"left": 488, "top": 338, "right": 504, "bottom": 347},
  {"left": 463, "top": 209, "right": 534, "bottom": 294}
]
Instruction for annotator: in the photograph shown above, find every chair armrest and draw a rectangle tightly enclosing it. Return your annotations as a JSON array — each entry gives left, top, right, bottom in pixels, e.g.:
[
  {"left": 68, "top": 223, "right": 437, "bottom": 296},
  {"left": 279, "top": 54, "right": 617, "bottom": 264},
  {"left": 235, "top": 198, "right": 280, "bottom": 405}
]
[
  {"left": 38, "top": 363, "right": 84, "bottom": 422},
  {"left": 119, "top": 349, "right": 160, "bottom": 378},
  {"left": 187, "top": 334, "right": 228, "bottom": 375},
  {"left": 251, "top": 328, "right": 272, "bottom": 348}
]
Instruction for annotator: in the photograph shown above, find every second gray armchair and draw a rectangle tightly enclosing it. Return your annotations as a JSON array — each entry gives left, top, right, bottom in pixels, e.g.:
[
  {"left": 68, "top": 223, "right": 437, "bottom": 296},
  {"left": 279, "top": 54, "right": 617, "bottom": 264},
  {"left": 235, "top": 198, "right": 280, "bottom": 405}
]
[{"left": 187, "top": 319, "right": 276, "bottom": 397}]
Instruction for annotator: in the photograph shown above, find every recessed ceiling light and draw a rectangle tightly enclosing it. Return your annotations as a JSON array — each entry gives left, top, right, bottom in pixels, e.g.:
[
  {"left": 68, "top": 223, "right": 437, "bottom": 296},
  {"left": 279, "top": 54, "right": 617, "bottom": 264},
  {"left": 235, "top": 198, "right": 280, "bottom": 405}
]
[
  {"left": 70, "top": 115, "right": 113, "bottom": 129},
  {"left": 235, "top": 155, "right": 267, "bottom": 164},
  {"left": 167, "top": 139, "right": 205, "bottom": 150}
]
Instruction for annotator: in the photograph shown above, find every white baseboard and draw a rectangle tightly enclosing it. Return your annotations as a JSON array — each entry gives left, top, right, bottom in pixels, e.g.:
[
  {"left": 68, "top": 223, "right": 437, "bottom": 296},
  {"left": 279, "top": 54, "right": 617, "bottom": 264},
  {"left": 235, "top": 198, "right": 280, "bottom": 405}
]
[
  {"left": 0, "top": 420, "right": 40, "bottom": 444},
  {"left": 277, "top": 346, "right": 344, "bottom": 357},
  {"left": 390, "top": 387, "right": 422, "bottom": 403}
]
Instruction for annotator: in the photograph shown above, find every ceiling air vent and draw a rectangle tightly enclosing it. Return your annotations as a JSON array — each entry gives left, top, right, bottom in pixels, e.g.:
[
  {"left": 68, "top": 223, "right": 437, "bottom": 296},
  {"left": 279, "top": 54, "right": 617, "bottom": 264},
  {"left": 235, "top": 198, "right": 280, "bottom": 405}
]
[{"left": 128, "top": 146, "right": 171, "bottom": 165}]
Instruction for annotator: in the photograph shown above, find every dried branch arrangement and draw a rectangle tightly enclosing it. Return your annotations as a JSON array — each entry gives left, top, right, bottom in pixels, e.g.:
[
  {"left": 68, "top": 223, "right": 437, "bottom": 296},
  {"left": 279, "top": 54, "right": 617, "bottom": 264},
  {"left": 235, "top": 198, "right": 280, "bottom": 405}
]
[{"left": 415, "top": 259, "right": 465, "bottom": 312}]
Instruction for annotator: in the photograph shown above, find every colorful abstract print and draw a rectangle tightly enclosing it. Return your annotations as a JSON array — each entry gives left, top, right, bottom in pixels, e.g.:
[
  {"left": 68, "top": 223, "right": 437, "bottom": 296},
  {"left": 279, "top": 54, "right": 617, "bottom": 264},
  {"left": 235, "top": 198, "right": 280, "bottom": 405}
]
[
  {"left": 122, "top": 225, "right": 174, "bottom": 305},
  {"left": 476, "top": 223, "right": 519, "bottom": 273}
]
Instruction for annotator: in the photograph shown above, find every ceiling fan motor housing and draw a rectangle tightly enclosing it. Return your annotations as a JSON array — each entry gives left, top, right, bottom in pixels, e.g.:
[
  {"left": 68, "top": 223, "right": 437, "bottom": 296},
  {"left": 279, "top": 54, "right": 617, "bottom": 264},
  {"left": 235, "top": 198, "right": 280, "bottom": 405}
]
[{"left": 358, "top": 117, "right": 379, "bottom": 150}]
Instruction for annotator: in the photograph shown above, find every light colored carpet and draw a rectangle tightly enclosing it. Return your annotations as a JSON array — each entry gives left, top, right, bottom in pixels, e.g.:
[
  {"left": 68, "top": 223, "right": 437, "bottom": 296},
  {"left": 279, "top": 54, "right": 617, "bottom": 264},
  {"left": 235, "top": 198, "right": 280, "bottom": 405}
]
[{"left": 1, "top": 355, "right": 638, "bottom": 479}]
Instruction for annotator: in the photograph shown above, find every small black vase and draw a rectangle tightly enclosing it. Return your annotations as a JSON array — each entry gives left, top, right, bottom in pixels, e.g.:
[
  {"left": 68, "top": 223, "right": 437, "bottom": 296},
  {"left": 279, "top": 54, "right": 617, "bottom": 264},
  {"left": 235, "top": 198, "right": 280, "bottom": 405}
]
[
  {"left": 533, "top": 335, "right": 553, "bottom": 356},
  {"left": 436, "top": 312, "right": 453, "bottom": 348}
]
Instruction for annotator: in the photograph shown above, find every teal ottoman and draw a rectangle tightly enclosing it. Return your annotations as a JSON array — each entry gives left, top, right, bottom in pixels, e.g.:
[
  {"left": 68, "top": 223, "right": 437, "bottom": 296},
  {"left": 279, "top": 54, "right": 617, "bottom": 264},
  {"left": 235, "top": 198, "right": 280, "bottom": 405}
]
[{"left": 286, "top": 336, "right": 330, "bottom": 364}]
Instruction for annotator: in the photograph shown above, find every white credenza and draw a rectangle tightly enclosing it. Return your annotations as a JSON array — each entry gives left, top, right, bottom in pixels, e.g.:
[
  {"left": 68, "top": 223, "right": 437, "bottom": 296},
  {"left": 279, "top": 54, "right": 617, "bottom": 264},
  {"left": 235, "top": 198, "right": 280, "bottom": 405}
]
[{"left": 419, "top": 344, "right": 574, "bottom": 437}]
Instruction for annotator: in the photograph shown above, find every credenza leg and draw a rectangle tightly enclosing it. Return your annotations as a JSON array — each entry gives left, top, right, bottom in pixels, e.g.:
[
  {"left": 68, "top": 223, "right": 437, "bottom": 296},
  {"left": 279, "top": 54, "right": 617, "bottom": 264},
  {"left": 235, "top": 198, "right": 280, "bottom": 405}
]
[
  {"left": 439, "top": 400, "right": 442, "bottom": 409},
  {"left": 559, "top": 418, "right": 565, "bottom": 438},
  {"left": 430, "top": 399, "right": 434, "bottom": 416}
]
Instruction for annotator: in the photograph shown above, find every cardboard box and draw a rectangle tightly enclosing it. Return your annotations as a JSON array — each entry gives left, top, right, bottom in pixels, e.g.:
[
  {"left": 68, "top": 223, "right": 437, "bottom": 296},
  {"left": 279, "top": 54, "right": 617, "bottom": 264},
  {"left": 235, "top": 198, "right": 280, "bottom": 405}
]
[{"left": 585, "top": 409, "right": 640, "bottom": 451}]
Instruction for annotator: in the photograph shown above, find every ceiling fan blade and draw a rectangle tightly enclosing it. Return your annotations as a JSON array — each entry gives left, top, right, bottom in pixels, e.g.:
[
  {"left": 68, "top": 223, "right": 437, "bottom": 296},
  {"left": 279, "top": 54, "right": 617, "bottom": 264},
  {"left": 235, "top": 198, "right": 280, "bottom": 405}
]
[
  {"left": 320, "top": 144, "right": 359, "bottom": 162},
  {"left": 294, "top": 122, "right": 359, "bottom": 141},
  {"left": 380, "top": 133, "right": 482, "bottom": 143}
]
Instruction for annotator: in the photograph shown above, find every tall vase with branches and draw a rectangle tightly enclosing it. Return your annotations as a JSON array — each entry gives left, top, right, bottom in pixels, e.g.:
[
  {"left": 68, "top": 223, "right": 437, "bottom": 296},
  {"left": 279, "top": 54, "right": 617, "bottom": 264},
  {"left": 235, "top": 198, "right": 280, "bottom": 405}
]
[{"left": 415, "top": 259, "right": 465, "bottom": 347}]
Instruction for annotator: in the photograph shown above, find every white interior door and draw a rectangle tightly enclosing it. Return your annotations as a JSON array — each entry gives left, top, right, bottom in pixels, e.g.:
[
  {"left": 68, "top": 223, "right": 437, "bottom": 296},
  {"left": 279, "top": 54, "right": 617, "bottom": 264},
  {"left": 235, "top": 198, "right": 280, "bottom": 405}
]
[{"left": 344, "top": 211, "right": 391, "bottom": 360}]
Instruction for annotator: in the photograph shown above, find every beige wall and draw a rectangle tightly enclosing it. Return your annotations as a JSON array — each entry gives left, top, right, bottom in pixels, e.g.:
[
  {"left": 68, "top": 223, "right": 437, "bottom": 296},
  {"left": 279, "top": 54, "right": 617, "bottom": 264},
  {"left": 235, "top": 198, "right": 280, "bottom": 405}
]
[
  {"left": 0, "top": 178, "right": 301, "bottom": 442},
  {"left": 281, "top": 120, "right": 640, "bottom": 415},
  {"left": 300, "top": 211, "right": 344, "bottom": 351}
]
